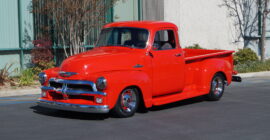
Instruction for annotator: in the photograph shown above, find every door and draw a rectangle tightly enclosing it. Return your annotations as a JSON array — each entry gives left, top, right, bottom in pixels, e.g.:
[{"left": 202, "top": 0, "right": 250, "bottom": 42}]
[{"left": 151, "top": 29, "right": 185, "bottom": 96}]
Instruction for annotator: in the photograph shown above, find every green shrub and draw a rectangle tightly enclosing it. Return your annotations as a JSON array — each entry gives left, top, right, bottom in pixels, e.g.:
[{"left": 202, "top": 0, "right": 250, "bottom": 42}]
[
  {"left": 235, "top": 59, "right": 270, "bottom": 73},
  {"left": 185, "top": 44, "right": 204, "bottom": 49},
  {"left": 234, "top": 48, "right": 258, "bottom": 65},
  {"left": 19, "top": 68, "right": 35, "bottom": 86},
  {"left": 32, "top": 61, "right": 55, "bottom": 76}
]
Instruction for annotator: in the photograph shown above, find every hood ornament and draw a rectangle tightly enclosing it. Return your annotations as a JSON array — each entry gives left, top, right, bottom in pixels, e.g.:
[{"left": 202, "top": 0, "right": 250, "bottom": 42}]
[{"left": 59, "top": 71, "right": 78, "bottom": 77}]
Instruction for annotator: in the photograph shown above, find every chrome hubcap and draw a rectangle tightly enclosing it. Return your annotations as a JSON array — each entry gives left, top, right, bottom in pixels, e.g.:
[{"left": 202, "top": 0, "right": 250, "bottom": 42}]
[
  {"left": 121, "top": 89, "right": 137, "bottom": 113},
  {"left": 212, "top": 77, "right": 224, "bottom": 96}
]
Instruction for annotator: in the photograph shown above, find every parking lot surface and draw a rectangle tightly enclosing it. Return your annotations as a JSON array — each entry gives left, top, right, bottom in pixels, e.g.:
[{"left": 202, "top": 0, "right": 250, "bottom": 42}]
[{"left": 0, "top": 77, "right": 270, "bottom": 140}]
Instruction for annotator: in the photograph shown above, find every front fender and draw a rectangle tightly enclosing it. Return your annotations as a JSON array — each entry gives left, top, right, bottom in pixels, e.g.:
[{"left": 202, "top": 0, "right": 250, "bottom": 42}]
[
  {"left": 43, "top": 67, "right": 60, "bottom": 86},
  {"left": 97, "top": 70, "right": 152, "bottom": 109}
]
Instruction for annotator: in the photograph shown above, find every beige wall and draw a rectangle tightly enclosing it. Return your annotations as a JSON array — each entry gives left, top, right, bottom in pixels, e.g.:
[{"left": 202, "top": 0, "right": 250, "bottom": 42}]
[
  {"left": 142, "top": 0, "right": 164, "bottom": 20},
  {"left": 113, "top": 0, "right": 139, "bottom": 21},
  {"left": 164, "top": 0, "right": 243, "bottom": 50}
]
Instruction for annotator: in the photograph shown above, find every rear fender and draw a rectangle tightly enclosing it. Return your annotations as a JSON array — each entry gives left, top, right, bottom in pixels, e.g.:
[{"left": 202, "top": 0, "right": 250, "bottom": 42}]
[{"left": 199, "top": 58, "right": 232, "bottom": 92}]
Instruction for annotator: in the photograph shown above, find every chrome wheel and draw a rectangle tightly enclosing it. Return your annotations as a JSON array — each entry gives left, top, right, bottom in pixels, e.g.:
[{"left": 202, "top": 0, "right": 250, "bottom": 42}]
[
  {"left": 206, "top": 73, "right": 225, "bottom": 101},
  {"left": 211, "top": 76, "right": 224, "bottom": 96},
  {"left": 112, "top": 88, "right": 139, "bottom": 118},
  {"left": 121, "top": 89, "right": 137, "bottom": 113}
]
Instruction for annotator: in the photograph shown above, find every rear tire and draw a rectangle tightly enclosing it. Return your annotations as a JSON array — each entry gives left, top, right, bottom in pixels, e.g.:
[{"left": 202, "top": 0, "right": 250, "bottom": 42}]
[
  {"left": 206, "top": 73, "right": 225, "bottom": 101},
  {"left": 111, "top": 88, "right": 139, "bottom": 118}
]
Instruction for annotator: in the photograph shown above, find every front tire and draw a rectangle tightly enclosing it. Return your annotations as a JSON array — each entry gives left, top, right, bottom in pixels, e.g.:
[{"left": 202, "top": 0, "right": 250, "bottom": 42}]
[
  {"left": 206, "top": 73, "right": 226, "bottom": 101},
  {"left": 112, "top": 88, "right": 139, "bottom": 118}
]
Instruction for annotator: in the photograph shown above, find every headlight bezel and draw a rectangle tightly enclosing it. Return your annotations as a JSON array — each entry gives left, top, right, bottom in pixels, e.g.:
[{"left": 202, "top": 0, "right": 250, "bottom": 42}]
[
  {"left": 38, "top": 72, "right": 47, "bottom": 85},
  {"left": 96, "top": 77, "right": 107, "bottom": 91}
]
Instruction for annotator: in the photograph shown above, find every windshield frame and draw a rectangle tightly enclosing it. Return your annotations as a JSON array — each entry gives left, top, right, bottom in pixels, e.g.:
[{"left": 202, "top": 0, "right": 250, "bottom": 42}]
[{"left": 95, "top": 27, "right": 150, "bottom": 49}]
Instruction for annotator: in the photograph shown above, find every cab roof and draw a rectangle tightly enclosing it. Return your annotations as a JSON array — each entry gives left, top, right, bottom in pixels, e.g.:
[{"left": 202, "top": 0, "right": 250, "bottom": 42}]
[{"left": 103, "top": 21, "right": 178, "bottom": 31}]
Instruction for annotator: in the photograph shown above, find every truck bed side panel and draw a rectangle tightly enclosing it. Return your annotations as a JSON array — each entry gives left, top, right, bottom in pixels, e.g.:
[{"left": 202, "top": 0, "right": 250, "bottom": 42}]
[{"left": 184, "top": 49, "right": 234, "bottom": 96}]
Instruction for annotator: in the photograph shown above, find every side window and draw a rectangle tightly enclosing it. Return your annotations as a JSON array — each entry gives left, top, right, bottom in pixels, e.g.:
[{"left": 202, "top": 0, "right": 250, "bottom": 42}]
[{"left": 153, "top": 30, "right": 176, "bottom": 50}]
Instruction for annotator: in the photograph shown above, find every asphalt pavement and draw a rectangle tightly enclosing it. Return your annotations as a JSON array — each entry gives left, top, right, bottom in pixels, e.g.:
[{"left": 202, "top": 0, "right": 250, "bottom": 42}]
[{"left": 0, "top": 77, "right": 270, "bottom": 140}]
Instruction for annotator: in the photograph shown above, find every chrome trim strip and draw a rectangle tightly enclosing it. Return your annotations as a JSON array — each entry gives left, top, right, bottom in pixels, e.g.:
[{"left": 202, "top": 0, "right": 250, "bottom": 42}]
[
  {"left": 41, "top": 86, "right": 106, "bottom": 96},
  {"left": 64, "top": 89, "right": 107, "bottom": 96},
  {"left": 41, "top": 86, "right": 55, "bottom": 91},
  {"left": 37, "top": 99, "right": 109, "bottom": 113},
  {"left": 59, "top": 71, "right": 78, "bottom": 77},
  {"left": 133, "top": 64, "right": 144, "bottom": 68}
]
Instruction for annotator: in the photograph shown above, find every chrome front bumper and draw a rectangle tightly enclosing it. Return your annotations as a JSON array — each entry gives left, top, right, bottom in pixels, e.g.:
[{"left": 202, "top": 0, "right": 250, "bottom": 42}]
[{"left": 37, "top": 99, "right": 110, "bottom": 113}]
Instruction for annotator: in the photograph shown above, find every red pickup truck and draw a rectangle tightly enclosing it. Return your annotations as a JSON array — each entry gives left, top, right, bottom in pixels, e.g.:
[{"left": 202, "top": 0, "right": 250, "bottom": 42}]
[{"left": 38, "top": 21, "right": 241, "bottom": 117}]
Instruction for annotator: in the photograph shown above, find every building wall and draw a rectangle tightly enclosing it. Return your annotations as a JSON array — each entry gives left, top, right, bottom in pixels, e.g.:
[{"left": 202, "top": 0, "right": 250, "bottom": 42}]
[
  {"left": 164, "top": 0, "right": 243, "bottom": 50},
  {"left": 113, "top": 0, "right": 165, "bottom": 22},
  {"left": 0, "top": 0, "right": 21, "bottom": 70},
  {"left": 142, "top": 0, "right": 164, "bottom": 20},
  {"left": 113, "top": 0, "right": 140, "bottom": 21},
  {"left": 0, "top": 0, "right": 33, "bottom": 71}
]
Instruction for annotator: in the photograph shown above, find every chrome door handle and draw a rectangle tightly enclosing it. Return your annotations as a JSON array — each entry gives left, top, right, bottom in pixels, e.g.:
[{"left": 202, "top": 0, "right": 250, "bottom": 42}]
[{"left": 175, "top": 53, "right": 182, "bottom": 57}]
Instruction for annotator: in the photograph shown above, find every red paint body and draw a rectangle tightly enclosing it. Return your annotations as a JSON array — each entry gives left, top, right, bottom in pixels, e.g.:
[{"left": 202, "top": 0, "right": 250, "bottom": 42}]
[{"left": 39, "top": 21, "right": 235, "bottom": 111}]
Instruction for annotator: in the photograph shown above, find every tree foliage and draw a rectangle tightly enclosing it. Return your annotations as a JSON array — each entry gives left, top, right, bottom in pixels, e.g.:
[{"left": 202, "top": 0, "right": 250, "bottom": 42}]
[
  {"left": 221, "top": 0, "right": 258, "bottom": 43},
  {"left": 31, "top": 38, "right": 55, "bottom": 75},
  {"left": 32, "top": 0, "right": 119, "bottom": 57},
  {"left": 222, "top": 0, "right": 270, "bottom": 61},
  {"left": 259, "top": 0, "right": 270, "bottom": 61}
]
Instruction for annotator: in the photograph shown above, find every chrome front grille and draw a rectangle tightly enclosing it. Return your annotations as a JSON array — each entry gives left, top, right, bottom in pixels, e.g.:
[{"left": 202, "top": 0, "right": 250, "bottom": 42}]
[
  {"left": 41, "top": 78, "right": 106, "bottom": 96},
  {"left": 49, "top": 81, "right": 93, "bottom": 91}
]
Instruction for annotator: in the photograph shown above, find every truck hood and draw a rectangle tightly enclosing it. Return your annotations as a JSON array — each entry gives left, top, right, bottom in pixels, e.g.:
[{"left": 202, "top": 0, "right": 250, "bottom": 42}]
[{"left": 59, "top": 47, "right": 145, "bottom": 77}]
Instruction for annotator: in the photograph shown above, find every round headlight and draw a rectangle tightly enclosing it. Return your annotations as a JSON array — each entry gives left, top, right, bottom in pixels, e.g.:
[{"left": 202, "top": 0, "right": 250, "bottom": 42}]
[
  {"left": 96, "top": 77, "right": 107, "bottom": 91},
  {"left": 38, "top": 72, "right": 47, "bottom": 85}
]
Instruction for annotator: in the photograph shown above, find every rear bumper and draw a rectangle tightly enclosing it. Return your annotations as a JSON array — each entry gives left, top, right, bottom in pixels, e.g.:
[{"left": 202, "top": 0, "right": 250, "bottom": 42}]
[
  {"left": 232, "top": 76, "right": 242, "bottom": 82},
  {"left": 37, "top": 99, "right": 110, "bottom": 114}
]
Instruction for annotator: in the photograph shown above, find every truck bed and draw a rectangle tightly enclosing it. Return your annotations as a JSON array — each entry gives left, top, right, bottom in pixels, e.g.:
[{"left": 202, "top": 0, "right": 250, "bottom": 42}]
[{"left": 183, "top": 49, "right": 234, "bottom": 61}]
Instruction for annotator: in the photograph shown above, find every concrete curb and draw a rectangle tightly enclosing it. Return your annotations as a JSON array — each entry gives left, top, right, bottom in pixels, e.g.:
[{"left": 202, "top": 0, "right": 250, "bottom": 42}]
[
  {"left": 238, "top": 71, "right": 270, "bottom": 78},
  {"left": 0, "top": 88, "right": 40, "bottom": 97}
]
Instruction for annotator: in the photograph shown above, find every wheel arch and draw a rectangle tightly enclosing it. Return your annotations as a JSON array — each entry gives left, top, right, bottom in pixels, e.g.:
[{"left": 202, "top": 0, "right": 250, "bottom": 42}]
[
  {"left": 124, "top": 85, "right": 148, "bottom": 112},
  {"left": 100, "top": 70, "right": 152, "bottom": 109},
  {"left": 199, "top": 58, "right": 233, "bottom": 92},
  {"left": 215, "top": 71, "right": 227, "bottom": 83}
]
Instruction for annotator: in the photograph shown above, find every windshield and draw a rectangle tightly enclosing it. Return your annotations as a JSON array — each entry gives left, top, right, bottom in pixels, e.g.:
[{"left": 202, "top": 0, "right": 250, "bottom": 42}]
[{"left": 96, "top": 27, "right": 149, "bottom": 49}]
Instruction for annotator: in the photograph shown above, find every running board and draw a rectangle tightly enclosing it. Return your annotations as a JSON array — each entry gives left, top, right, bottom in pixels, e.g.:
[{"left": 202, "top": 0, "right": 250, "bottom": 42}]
[{"left": 152, "top": 89, "right": 206, "bottom": 106}]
